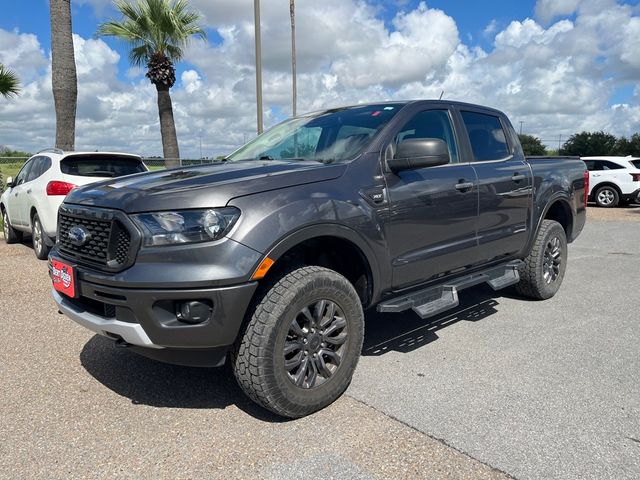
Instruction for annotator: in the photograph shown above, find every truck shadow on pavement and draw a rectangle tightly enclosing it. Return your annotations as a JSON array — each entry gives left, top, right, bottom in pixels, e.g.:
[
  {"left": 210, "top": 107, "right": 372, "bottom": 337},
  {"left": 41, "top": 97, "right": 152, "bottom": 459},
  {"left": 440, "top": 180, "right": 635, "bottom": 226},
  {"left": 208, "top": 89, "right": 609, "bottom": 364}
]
[
  {"left": 362, "top": 284, "right": 501, "bottom": 356},
  {"left": 80, "top": 284, "right": 506, "bottom": 419},
  {"left": 79, "top": 336, "right": 285, "bottom": 421}
]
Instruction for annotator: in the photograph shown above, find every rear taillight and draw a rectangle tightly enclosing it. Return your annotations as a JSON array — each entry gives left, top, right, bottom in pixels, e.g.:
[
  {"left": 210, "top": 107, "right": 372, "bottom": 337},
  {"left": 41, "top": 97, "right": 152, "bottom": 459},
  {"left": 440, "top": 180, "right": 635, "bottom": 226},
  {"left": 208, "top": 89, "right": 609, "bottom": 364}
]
[
  {"left": 46, "top": 181, "right": 76, "bottom": 196},
  {"left": 631, "top": 173, "right": 640, "bottom": 182},
  {"left": 583, "top": 170, "right": 589, "bottom": 205}
]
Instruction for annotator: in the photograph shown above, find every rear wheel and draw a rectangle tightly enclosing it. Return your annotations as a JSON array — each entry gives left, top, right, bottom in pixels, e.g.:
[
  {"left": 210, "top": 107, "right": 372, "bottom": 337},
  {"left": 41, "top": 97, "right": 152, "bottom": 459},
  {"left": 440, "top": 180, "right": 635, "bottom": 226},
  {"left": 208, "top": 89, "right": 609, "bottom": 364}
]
[
  {"left": 232, "top": 266, "right": 364, "bottom": 418},
  {"left": 32, "top": 213, "right": 51, "bottom": 260},
  {"left": 516, "top": 219, "right": 567, "bottom": 300},
  {"left": 2, "top": 209, "right": 23, "bottom": 244},
  {"left": 594, "top": 185, "right": 619, "bottom": 208}
]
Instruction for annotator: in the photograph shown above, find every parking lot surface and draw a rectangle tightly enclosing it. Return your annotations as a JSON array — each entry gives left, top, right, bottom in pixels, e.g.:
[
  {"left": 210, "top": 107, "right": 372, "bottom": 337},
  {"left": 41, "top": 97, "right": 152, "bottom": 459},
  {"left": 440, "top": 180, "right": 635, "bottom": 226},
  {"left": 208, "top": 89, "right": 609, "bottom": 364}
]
[{"left": 1, "top": 207, "right": 638, "bottom": 479}]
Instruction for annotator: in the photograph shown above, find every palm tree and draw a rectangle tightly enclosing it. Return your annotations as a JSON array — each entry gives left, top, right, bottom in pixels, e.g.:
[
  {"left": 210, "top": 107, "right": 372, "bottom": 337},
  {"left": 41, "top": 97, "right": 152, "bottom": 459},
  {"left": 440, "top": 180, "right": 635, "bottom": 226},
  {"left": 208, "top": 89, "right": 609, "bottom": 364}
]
[
  {"left": 50, "top": 0, "right": 78, "bottom": 151},
  {"left": 98, "top": 0, "right": 206, "bottom": 168},
  {"left": 0, "top": 64, "right": 21, "bottom": 99},
  {"left": 290, "top": 0, "right": 296, "bottom": 117}
]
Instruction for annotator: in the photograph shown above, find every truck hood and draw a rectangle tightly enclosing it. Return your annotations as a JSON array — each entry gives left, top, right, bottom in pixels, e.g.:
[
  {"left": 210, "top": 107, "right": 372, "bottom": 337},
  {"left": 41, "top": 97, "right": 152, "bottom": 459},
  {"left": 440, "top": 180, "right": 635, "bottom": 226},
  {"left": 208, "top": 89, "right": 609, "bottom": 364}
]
[{"left": 64, "top": 160, "right": 347, "bottom": 213}]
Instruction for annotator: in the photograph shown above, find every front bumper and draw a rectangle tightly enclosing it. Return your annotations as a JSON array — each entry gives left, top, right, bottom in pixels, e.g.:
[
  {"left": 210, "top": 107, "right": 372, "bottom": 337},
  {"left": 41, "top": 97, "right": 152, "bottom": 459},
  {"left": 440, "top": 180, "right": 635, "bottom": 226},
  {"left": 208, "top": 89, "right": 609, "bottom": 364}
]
[{"left": 51, "top": 262, "right": 258, "bottom": 358}]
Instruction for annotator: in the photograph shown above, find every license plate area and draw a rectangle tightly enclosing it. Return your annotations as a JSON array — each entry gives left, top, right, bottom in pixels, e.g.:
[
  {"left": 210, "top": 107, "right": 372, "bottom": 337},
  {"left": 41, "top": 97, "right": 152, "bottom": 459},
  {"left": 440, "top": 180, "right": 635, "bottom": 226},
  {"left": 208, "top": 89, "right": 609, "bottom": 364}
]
[{"left": 51, "top": 258, "right": 77, "bottom": 298}]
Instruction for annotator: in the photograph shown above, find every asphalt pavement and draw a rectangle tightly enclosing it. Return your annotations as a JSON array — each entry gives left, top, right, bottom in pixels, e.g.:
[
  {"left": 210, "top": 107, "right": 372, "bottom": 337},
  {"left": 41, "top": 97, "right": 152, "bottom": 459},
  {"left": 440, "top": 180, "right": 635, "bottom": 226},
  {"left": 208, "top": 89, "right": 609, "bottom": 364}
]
[{"left": 0, "top": 210, "right": 638, "bottom": 479}]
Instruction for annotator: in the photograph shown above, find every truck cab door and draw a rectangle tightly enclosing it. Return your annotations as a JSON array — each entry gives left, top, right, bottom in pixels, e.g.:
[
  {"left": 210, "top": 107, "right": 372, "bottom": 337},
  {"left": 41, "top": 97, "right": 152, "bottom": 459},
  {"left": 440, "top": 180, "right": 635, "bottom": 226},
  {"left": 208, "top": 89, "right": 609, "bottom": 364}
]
[
  {"left": 459, "top": 109, "right": 533, "bottom": 261},
  {"left": 383, "top": 107, "right": 480, "bottom": 290}
]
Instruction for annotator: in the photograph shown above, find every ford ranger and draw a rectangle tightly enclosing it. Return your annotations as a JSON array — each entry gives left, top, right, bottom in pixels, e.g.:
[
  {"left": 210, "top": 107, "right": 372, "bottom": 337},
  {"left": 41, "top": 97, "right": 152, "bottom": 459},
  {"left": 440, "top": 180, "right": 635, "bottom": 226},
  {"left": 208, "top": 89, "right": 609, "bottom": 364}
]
[{"left": 49, "top": 100, "right": 588, "bottom": 418}]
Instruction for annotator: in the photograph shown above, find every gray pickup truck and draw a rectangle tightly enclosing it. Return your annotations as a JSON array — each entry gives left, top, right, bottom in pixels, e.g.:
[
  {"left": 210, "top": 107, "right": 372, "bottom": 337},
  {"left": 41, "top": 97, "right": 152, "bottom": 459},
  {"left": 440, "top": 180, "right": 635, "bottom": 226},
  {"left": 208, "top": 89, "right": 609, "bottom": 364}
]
[{"left": 49, "top": 100, "right": 587, "bottom": 417}]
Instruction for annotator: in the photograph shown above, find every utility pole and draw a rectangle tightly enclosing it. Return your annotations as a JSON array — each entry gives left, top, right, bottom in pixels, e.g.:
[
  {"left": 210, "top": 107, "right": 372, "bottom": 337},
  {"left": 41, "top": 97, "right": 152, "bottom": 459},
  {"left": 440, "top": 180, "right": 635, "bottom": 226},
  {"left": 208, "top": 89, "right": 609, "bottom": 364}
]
[
  {"left": 199, "top": 130, "right": 203, "bottom": 159},
  {"left": 519, "top": 121, "right": 524, "bottom": 135},
  {"left": 558, "top": 134, "right": 562, "bottom": 152},
  {"left": 254, "top": 0, "right": 263, "bottom": 134},
  {"left": 290, "top": 0, "right": 297, "bottom": 117}
]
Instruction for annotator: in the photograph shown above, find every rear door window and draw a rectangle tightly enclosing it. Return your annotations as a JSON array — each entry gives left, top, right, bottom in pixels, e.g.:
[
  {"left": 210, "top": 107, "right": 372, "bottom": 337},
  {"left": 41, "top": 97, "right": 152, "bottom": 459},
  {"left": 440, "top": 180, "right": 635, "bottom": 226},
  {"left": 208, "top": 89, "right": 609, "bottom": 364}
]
[
  {"left": 601, "top": 161, "right": 624, "bottom": 170},
  {"left": 61, "top": 156, "right": 146, "bottom": 178},
  {"left": 461, "top": 111, "right": 510, "bottom": 161},
  {"left": 26, "top": 156, "right": 52, "bottom": 182}
]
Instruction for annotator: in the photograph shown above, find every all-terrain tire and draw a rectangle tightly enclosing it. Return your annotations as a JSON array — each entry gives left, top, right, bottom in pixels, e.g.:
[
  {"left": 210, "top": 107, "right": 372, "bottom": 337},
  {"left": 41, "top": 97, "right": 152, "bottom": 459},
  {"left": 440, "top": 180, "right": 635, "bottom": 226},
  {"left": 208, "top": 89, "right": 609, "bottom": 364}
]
[
  {"left": 232, "top": 266, "right": 364, "bottom": 418},
  {"left": 2, "top": 208, "right": 23, "bottom": 244},
  {"left": 515, "top": 219, "right": 567, "bottom": 300}
]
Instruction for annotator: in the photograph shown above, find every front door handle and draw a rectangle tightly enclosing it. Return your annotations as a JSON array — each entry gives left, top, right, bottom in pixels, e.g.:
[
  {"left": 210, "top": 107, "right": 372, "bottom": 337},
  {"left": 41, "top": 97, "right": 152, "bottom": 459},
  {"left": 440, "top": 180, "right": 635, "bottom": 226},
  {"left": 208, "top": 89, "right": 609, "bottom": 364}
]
[
  {"left": 512, "top": 173, "right": 526, "bottom": 182},
  {"left": 455, "top": 181, "right": 474, "bottom": 191}
]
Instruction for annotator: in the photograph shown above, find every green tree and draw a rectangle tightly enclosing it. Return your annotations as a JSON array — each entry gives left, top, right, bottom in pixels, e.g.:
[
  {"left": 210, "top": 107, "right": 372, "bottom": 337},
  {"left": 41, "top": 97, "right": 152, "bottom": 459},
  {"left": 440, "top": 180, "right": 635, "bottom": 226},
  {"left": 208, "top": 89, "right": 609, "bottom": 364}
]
[
  {"left": 560, "top": 131, "right": 617, "bottom": 156},
  {"left": 518, "top": 134, "right": 547, "bottom": 156},
  {"left": 50, "top": 0, "right": 78, "bottom": 151},
  {"left": 613, "top": 133, "right": 640, "bottom": 156},
  {"left": 98, "top": 0, "right": 206, "bottom": 168},
  {"left": 0, "top": 64, "right": 21, "bottom": 99}
]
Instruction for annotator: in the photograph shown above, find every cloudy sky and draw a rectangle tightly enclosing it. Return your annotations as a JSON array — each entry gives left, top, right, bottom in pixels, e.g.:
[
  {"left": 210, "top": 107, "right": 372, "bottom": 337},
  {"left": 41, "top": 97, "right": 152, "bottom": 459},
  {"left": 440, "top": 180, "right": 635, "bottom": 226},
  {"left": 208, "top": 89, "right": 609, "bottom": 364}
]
[{"left": 1, "top": 0, "right": 639, "bottom": 158}]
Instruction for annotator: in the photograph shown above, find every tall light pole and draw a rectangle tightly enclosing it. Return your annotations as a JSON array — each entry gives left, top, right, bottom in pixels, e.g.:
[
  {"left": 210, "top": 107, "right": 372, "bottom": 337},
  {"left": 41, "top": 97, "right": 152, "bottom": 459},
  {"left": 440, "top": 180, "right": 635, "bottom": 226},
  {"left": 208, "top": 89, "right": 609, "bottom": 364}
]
[
  {"left": 519, "top": 121, "right": 524, "bottom": 135},
  {"left": 290, "top": 0, "right": 297, "bottom": 117},
  {"left": 254, "top": 0, "right": 263, "bottom": 134}
]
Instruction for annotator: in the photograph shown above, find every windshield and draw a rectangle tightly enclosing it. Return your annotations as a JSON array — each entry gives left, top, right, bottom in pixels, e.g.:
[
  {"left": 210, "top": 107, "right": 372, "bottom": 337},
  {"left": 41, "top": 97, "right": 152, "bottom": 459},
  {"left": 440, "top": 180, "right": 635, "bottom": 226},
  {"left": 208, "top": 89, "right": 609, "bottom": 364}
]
[
  {"left": 61, "top": 155, "right": 146, "bottom": 177},
  {"left": 226, "top": 103, "right": 404, "bottom": 163}
]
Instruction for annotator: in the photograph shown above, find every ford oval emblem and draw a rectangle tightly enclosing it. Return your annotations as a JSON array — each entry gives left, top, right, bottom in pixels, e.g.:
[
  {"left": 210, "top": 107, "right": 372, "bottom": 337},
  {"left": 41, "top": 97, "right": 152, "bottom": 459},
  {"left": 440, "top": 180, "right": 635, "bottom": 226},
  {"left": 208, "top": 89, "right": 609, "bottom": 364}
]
[{"left": 68, "top": 226, "right": 90, "bottom": 247}]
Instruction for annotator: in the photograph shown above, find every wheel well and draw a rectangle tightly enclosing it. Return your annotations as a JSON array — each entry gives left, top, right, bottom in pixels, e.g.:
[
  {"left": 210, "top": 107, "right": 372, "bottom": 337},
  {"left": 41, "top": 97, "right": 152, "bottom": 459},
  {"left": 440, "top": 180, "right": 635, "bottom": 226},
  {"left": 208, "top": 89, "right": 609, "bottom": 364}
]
[
  {"left": 544, "top": 200, "right": 572, "bottom": 238},
  {"left": 262, "top": 236, "right": 373, "bottom": 306},
  {"left": 30, "top": 207, "right": 38, "bottom": 222},
  {"left": 591, "top": 182, "right": 621, "bottom": 197}
]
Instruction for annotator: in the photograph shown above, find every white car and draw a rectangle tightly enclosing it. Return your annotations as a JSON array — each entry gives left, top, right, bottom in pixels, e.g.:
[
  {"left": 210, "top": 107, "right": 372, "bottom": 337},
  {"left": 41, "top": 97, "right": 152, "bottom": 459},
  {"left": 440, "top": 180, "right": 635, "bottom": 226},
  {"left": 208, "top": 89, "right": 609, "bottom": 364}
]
[
  {"left": 581, "top": 156, "right": 640, "bottom": 207},
  {"left": 1, "top": 149, "right": 147, "bottom": 259}
]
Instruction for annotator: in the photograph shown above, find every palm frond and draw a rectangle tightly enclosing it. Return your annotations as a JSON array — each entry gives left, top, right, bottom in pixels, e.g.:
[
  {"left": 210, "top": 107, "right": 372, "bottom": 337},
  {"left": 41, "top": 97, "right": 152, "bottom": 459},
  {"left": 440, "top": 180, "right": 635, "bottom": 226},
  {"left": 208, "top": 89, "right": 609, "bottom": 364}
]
[
  {"left": 0, "top": 64, "right": 21, "bottom": 99},
  {"left": 96, "top": 0, "right": 205, "bottom": 65}
]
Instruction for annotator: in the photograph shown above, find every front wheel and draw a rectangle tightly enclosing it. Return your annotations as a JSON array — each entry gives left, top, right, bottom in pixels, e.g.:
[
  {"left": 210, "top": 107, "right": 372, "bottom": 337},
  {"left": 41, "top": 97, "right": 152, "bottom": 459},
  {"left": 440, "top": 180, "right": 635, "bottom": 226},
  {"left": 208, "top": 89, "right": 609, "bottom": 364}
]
[
  {"left": 516, "top": 219, "right": 568, "bottom": 300},
  {"left": 232, "top": 266, "right": 364, "bottom": 418},
  {"left": 32, "top": 213, "right": 51, "bottom": 260},
  {"left": 2, "top": 209, "right": 23, "bottom": 244},
  {"left": 594, "top": 185, "right": 619, "bottom": 207}
]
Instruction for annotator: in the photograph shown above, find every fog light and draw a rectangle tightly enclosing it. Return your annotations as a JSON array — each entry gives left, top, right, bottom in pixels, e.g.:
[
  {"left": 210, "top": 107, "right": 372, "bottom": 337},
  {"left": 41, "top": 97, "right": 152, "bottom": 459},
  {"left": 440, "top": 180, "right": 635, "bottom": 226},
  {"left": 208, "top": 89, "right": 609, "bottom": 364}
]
[{"left": 176, "top": 300, "right": 212, "bottom": 324}]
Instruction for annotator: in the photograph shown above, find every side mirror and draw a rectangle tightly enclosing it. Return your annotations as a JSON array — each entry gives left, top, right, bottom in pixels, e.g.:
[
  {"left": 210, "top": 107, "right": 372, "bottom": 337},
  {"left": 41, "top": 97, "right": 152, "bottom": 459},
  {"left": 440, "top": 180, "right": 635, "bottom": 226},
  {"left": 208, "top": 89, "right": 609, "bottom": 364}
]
[
  {"left": 6, "top": 176, "right": 15, "bottom": 188},
  {"left": 387, "top": 138, "right": 450, "bottom": 172}
]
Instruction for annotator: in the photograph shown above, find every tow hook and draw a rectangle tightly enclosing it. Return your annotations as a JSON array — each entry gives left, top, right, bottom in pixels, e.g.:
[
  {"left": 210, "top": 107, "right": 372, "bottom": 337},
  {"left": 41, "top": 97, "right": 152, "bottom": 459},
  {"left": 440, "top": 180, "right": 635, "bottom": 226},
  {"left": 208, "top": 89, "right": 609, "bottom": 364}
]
[{"left": 115, "top": 338, "right": 131, "bottom": 348}]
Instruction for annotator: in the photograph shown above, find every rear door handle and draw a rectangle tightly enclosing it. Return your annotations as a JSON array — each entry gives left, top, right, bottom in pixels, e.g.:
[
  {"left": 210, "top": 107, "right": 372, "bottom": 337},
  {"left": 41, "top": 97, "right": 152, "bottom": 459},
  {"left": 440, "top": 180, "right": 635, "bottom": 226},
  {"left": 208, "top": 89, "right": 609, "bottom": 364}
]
[
  {"left": 26, "top": 189, "right": 32, "bottom": 194},
  {"left": 455, "top": 181, "right": 474, "bottom": 191},
  {"left": 512, "top": 173, "right": 526, "bottom": 182}
]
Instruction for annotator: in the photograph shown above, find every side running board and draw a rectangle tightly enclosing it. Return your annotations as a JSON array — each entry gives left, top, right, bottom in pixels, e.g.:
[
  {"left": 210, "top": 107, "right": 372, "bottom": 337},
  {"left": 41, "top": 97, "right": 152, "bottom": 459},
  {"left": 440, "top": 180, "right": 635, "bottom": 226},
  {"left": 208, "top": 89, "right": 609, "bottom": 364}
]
[{"left": 377, "top": 260, "right": 523, "bottom": 320}]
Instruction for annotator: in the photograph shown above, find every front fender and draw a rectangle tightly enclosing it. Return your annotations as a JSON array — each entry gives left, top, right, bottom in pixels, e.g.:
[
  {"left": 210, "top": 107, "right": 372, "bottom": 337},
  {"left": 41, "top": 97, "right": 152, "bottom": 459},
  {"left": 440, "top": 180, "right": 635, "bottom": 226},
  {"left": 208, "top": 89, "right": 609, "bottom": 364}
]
[{"left": 227, "top": 182, "right": 391, "bottom": 303}]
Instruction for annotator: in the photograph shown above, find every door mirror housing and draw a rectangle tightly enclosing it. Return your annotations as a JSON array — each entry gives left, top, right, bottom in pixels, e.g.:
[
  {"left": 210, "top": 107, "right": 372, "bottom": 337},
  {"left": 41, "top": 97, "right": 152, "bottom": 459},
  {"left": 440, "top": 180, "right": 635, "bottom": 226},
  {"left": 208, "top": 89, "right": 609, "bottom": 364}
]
[
  {"left": 387, "top": 138, "right": 450, "bottom": 172},
  {"left": 5, "top": 176, "right": 15, "bottom": 188}
]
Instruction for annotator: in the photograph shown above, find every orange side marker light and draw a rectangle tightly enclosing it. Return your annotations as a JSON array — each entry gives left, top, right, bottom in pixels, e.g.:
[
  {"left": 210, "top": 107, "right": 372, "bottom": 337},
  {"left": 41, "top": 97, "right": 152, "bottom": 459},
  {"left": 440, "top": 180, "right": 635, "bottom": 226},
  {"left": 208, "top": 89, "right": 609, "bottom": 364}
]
[{"left": 252, "top": 257, "right": 275, "bottom": 280}]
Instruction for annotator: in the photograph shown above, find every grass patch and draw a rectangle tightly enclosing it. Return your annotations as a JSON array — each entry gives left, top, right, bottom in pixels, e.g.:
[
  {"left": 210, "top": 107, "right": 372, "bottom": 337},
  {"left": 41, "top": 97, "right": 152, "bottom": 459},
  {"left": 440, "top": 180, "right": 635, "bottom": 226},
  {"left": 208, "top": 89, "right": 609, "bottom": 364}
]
[{"left": 0, "top": 162, "right": 24, "bottom": 189}]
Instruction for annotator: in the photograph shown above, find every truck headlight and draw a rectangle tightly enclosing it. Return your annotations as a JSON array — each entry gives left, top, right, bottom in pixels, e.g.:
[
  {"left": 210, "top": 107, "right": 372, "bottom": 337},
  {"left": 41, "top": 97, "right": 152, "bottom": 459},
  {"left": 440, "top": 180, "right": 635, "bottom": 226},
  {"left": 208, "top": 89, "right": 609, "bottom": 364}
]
[{"left": 131, "top": 207, "right": 240, "bottom": 246}]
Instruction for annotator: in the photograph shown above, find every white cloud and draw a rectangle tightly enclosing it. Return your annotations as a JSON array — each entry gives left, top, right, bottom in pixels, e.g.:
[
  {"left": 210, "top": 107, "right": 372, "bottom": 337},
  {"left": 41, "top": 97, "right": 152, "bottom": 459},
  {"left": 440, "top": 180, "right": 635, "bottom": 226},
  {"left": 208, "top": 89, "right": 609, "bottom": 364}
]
[
  {"left": 1, "top": 0, "right": 639, "bottom": 157},
  {"left": 535, "top": 0, "right": 581, "bottom": 23}
]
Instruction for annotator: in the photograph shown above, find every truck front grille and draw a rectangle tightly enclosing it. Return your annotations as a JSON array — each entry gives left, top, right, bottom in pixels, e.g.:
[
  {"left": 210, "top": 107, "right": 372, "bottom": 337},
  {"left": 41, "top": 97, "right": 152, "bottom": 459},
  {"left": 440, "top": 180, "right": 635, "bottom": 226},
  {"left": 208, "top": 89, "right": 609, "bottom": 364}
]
[{"left": 57, "top": 206, "right": 137, "bottom": 271}]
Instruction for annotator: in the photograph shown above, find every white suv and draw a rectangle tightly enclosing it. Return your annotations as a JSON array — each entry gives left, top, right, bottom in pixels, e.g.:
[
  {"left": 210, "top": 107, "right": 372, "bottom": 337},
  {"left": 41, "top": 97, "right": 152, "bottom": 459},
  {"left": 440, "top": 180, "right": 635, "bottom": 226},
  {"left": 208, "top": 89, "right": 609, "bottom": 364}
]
[
  {"left": 581, "top": 156, "right": 640, "bottom": 207},
  {"left": 1, "top": 149, "right": 147, "bottom": 259}
]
